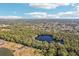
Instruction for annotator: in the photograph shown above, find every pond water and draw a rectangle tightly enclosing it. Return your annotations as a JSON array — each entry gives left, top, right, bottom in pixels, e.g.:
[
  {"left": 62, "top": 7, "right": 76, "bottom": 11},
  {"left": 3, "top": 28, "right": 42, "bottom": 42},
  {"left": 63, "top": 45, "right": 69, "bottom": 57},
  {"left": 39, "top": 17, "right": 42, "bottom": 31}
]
[
  {"left": 0, "top": 48, "right": 14, "bottom": 56},
  {"left": 36, "top": 34, "right": 54, "bottom": 43},
  {"left": 59, "top": 39, "right": 64, "bottom": 44}
]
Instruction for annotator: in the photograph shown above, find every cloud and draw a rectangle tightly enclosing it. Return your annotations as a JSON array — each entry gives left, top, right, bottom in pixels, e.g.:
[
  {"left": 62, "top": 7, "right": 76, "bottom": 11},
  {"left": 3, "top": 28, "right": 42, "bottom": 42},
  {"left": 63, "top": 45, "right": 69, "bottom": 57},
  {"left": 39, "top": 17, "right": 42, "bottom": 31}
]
[
  {"left": 25, "top": 3, "right": 79, "bottom": 19},
  {"left": 0, "top": 16, "right": 23, "bottom": 19},
  {"left": 56, "top": 3, "right": 79, "bottom": 19},
  {"left": 25, "top": 12, "right": 60, "bottom": 19},
  {"left": 29, "top": 3, "right": 70, "bottom": 9},
  {"left": 25, "top": 12, "right": 47, "bottom": 18},
  {"left": 25, "top": 10, "right": 79, "bottom": 19},
  {"left": 54, "top": 11, "right": 79, "bottom": 19},
  {"left": 75, "top": 3, "right": 79, "bottom": 11}
]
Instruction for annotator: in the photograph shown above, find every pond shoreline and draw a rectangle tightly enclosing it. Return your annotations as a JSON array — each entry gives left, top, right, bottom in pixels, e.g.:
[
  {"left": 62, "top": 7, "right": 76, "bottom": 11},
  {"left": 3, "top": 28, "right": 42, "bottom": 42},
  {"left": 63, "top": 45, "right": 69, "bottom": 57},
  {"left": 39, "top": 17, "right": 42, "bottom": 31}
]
[{"left": 35, "top": 34, "right": 55, "bottom": 43}]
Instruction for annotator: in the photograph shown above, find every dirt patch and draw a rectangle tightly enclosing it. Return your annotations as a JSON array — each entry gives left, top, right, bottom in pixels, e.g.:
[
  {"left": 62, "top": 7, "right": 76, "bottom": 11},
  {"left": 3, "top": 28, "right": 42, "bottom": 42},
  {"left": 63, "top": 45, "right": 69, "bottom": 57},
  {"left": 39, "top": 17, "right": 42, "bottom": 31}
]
[{"left": 0, "top": 39, "right": 41, "bottom": 56}]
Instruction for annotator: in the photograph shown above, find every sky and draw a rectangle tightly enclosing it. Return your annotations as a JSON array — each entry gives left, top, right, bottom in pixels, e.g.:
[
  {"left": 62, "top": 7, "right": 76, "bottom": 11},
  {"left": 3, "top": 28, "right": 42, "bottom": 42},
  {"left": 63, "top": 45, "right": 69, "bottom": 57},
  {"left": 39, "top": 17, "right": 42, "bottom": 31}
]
[{"left": 0, "top": 3, "right": 79, "bottom": 19}]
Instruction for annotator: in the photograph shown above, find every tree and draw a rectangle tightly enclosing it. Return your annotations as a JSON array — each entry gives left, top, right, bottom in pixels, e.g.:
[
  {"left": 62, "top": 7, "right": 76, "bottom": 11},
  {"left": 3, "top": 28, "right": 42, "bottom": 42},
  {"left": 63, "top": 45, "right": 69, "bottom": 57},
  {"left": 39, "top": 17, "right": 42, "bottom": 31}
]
[{"left": 47, "top": 48, "right": 56, "bottom": 56}]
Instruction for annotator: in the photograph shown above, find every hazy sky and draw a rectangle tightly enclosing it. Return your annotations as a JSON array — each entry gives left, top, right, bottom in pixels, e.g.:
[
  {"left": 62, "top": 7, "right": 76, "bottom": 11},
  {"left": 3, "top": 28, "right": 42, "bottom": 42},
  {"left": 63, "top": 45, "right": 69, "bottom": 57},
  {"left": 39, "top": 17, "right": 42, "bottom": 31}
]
[{"left": 0, "top": 3, "right": 79, "bottom": 19}]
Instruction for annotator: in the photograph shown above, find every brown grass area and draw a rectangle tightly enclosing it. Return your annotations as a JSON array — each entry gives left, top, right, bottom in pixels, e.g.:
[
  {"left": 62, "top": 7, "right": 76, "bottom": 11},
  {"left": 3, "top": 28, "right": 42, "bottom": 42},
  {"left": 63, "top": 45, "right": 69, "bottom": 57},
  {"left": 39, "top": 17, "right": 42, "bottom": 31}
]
[
  {"left": 14, "top": 48, "right": 38, "bottom": 56},
  {"left": 0, "top": 40, "right": 41, "bottom": 56}
]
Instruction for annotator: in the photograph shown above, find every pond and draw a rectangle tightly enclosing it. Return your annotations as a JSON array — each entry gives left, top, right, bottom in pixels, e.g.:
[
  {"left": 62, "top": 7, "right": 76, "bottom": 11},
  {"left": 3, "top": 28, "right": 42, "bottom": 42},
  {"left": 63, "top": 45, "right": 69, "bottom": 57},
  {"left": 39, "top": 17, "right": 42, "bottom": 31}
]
[
  {"left": 59, "top": 39, "right": 64, "bottom": 44},
  {"left": 35, "top": 34, "right": 55, "bottom": 43},
  {"left": 0, "top": 48, "right": 14, "bottom": 56}
]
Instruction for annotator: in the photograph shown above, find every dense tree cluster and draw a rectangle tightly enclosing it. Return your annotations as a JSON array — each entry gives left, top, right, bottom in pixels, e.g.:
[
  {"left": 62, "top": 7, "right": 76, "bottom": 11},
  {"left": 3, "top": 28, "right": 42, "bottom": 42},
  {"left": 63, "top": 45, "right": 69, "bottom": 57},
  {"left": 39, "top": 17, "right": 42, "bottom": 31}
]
[{"left": 0, "top": 22, "right": 79, "bottom": 56}]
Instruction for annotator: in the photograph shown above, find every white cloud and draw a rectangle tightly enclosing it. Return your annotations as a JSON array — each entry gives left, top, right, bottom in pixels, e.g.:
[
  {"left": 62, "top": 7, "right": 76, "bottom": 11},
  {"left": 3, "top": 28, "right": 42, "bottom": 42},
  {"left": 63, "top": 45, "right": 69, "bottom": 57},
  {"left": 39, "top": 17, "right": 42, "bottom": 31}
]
[
  {"left": 0, "top": 16, "right": 23, "bottom": 19},
  {"left": 26, "top": 12, "right": 47, "bottom": 18},
  {"left": 29, "top": 3, "right": 70, "bottom": 9},
  {"left": 25, "top": 10, "right": 79, "bottom": 19},
  {"left": 75, "top": 4, "right": 79, "bottom": 11},
  {"left": 47, "top": 14, "right": 60, "bottom": 18},
  {"left": 58, "top": 4, "right": 79, "bottom": 19},
  {"left": 25, "top": 3, "right": 79, "bottom": 19},
  {"left": 58, "top": 11, "right": 73, "bottom": 15},
  {"left": 55, "top": 11, "right": 79, "bottom": 19},
  {"left": 25, "top": 12, "right": 60, "bottom": 19}
]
